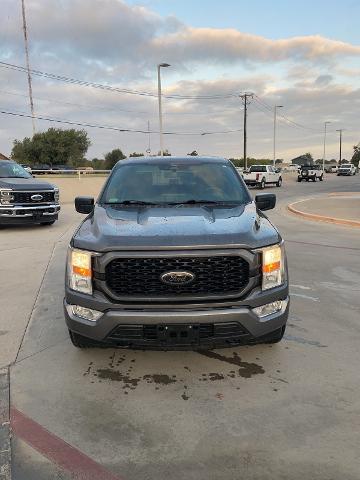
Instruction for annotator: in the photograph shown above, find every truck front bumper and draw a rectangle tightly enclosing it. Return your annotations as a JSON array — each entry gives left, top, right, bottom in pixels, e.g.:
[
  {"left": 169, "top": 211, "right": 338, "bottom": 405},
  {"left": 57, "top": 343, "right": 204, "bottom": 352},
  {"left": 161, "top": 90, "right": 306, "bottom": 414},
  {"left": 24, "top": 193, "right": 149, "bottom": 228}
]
[
  {"left": 0, "top": 204, "right": 60, "bottom": 225},
  {"left": 64, "top": 289, "right": 289, "bottom": 348}
]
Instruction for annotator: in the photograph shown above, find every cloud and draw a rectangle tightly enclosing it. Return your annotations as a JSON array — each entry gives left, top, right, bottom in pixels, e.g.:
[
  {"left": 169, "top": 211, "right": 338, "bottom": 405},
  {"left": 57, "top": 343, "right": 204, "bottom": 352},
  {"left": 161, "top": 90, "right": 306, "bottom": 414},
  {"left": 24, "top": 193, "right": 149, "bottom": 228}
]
[{"left": 0, "top": 0, "right": 359, "bottom": 161}]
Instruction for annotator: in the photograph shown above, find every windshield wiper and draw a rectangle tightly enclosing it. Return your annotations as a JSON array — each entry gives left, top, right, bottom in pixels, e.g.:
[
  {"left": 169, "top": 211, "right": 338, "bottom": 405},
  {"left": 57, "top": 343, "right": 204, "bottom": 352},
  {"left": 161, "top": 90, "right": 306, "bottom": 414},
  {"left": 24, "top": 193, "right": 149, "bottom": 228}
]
[
  {"left": 170, "top": 199, "right": 240, "bottom": 205},
  {"left": 0, "top": 176, "right": 28, "bottom": 179},
  {"left": 104, "top": 200, "right": 157, "bottom": 206}
]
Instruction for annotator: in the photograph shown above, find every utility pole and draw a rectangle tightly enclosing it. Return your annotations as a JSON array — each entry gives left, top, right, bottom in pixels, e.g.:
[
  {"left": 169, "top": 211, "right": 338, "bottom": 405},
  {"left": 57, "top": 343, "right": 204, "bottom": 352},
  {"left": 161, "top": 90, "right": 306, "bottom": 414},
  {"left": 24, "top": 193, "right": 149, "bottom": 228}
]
[
  {"left": 21, "top": 0, "right": 35, "bottom": 136},
  {"left": 322, "top": 121, "right": 331, "bottom": 172},
  {"left": 240, "top": 93, "right": 253, "bottom": 170},
  {"left": 146, "top": 120, "right": 151, "bottom": 156},
  {"left": 273, "top": 105, "right": 283, "bottom": 167},
  {"left": 336, "top": 129, "right": 344, "bottom": 165}
]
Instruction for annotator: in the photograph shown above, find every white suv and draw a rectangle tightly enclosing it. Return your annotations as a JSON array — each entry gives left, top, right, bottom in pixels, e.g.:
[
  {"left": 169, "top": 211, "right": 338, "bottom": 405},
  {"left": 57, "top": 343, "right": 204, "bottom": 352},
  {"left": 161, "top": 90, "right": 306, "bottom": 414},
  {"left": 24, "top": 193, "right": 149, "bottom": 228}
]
[{"left": 297, "top": 165, "right": 324, "bottom": 182}]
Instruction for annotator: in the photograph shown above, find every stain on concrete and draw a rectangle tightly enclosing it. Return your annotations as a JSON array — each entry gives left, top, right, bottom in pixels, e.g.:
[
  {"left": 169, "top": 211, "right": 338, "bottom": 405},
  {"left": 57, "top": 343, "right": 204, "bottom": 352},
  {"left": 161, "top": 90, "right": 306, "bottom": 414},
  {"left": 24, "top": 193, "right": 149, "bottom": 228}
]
[
  {"left": 96, "top": 368, "right": 141, "bottom": 388},
  {"left": 198, "top": 351, "right": 265, "bottom": 378},
  {"left": 208, "top": 372, "right": 225, "bottom": 381},
  {"left": 0, "top": 331, "right": 8, "bottom": 336},
  {"left": 284, "top": 334, "right": 327, "bottom": 347},
  {"left": 143, "top": 374, "right": 176, "bottom": 385}
]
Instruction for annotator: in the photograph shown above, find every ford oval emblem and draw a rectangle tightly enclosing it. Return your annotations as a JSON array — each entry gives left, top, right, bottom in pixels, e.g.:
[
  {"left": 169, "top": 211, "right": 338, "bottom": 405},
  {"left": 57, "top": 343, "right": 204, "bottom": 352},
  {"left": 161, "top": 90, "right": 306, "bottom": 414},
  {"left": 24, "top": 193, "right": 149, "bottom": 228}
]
[
  {"left": 160, "top": 271, "right": 195, "bottom": 285},
  {"left": 31, "top": 194, "right": 43, "bottom": 202}
]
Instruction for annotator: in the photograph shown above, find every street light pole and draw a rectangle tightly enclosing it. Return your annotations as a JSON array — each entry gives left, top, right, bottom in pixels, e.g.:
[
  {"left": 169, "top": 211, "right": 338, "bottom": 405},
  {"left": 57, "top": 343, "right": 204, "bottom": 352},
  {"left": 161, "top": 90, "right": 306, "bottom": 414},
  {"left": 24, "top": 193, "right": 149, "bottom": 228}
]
[
  {"left": 336, "top": 129, "right": 344, "bottom": 166},
  {"left": 273, "top": 105, "right": 283, "bottom": 167},
  {"left": 322, "top": 121, "right": 331, "bottom": 172},
  {"left": 157, "top": 63, "right": 170, "bottom": 156}
]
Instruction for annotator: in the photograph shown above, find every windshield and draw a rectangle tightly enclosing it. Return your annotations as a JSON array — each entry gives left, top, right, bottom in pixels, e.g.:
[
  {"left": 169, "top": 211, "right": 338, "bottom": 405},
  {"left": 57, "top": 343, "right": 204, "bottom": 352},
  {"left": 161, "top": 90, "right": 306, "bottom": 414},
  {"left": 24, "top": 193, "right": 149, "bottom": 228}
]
[
  {"left": 0, "top": 162, "right": 31, "bottom": 179},
  {"left": 101, "top": 161, "right": 251, "bottom": 205},
  {"left": 340, "top": 164, "right": 351, "bottom": 168},
  {"left": 249, "top": 166, "right": 266, "bottom": 172}
]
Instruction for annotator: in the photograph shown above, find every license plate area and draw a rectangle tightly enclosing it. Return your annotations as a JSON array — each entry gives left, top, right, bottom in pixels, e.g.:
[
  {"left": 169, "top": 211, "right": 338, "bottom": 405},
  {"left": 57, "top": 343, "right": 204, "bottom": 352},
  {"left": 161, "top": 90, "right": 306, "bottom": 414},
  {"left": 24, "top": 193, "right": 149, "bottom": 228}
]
[{"left": 157, "top": 324, "right": 200, "bottom": 345}]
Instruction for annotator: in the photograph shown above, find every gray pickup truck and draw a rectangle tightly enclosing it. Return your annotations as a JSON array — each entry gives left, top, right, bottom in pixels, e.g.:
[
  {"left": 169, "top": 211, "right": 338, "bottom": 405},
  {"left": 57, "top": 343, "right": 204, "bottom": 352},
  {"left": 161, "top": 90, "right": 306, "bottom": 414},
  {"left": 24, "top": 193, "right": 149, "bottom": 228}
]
[
  {"left": 0, "top": 160, "right": 60, "bottom": 226},
  {"left": 64, "top": 156, "right": 289, "bottom": 349}
]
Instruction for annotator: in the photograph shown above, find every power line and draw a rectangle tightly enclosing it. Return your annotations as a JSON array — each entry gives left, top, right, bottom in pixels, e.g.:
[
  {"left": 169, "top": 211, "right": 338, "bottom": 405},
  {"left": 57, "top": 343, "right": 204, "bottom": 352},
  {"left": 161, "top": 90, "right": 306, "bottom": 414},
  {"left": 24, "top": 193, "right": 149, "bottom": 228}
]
[
  {"left": 0, "top": 61, "right": 241, "bottom": 100},
  {"left": 0, "top": 109, "right": 243, "bottom": 136}
]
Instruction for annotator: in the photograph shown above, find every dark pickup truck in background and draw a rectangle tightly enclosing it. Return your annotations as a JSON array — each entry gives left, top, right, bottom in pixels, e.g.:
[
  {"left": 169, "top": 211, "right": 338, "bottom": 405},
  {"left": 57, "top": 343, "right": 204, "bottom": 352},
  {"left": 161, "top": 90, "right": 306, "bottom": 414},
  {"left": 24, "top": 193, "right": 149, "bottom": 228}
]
[
  {"left": 65, "top": 156, "right": 289, "bottom": 349},
  {"left": 0, "top": 160, "right": 60, "bottom": 226}
]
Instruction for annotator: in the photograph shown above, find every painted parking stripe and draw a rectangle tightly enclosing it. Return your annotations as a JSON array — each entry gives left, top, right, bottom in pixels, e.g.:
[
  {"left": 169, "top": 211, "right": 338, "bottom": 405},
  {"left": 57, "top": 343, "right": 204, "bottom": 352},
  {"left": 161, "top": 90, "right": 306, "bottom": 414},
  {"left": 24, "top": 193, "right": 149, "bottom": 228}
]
[{"left": 11, "top": 408, "right": 124, "bottom": 480}]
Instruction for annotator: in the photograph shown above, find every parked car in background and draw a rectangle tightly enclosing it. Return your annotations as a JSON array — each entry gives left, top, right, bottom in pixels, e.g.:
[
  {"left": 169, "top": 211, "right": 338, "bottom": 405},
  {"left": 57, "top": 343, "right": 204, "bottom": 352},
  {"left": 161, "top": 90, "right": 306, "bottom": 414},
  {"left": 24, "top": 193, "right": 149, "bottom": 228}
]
[
  {"left": 32, "top": 164, "right": 52, "bottom": 174},
  {"left": 51, "top": 165, "right": 74, "bottom": 174},
  {"left": 242, "top": 165, "right": 282, "bottom": 189},
  {"left": 325, "top": 165, "right": 338, "bottom": 173},
  {"left": 20, "top": 164, "right": 32, "bottom": 174},
  {"left": 65, "top": 156, "right": 289, "bottom": 349},
  {"left": 297, "top": 165, "right": 324, "bottom": 182},
  {"left": 337, "top": 164, "right": 356, "bottom": 176},
  {"left": 0, "top": 160, "right": 60, "bottom": 226}
]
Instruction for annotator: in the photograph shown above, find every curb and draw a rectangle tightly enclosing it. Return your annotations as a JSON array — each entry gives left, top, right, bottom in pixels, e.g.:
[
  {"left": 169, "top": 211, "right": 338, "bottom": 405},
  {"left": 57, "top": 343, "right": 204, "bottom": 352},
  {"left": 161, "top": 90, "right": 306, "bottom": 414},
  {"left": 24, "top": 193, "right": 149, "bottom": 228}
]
[
  {"left": 0, "top": 368, "right": 11, "bottom": 480},
  {"left": 287, "top": 199, "right": 360, "bottom": 228}
]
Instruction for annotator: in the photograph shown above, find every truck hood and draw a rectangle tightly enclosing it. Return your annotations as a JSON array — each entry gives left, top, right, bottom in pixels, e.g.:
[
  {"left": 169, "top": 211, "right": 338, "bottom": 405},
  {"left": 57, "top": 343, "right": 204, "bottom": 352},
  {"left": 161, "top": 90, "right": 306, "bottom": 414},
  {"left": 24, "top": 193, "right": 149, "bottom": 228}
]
[
  {"left": 73, "top": 203, "right": 280, "bottom": 251},
  {"left": 0, "top": 177, "right": 56, "bottom": 190}
]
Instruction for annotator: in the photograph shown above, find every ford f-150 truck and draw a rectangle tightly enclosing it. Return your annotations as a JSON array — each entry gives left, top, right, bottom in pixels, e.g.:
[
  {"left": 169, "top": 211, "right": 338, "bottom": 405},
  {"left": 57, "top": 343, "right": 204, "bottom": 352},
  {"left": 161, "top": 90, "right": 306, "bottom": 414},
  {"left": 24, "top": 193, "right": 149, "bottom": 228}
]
[
  {"left": 0, "top": 160, "right": 60, "bottom": 225},
  {"left": 242, "top": 165, "right": 282, "bottom": 189},
  {"left": 64, "top": 157, "right": 289, "bottom": 349}
]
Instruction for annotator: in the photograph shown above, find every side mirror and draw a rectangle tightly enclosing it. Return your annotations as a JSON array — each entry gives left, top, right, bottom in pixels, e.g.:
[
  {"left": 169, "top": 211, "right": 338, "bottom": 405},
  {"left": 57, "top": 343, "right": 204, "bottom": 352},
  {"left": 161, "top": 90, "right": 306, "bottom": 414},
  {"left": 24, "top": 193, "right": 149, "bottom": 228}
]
[
  {"left": 75, "top": 196, "right": 94, "bottom": 214},
  {"left": 255, "top": 193, "right": 276, "bottom": 211}
]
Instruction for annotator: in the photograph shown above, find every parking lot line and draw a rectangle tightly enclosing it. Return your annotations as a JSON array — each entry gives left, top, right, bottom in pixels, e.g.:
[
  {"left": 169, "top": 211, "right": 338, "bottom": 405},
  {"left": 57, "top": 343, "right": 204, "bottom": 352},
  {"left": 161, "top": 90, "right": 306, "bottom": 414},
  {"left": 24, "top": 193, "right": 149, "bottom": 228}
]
[{"left": 11, "top": 407, "right": 124, "bottom": 480}]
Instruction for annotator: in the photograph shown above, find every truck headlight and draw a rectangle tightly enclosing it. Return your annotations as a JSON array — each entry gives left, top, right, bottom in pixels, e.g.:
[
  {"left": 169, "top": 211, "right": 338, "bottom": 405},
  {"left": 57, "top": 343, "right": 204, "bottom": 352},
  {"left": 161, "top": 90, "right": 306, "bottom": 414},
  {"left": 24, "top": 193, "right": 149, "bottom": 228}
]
[
  {"left": 67, "top": 247, "right": 94, "bottom": 294},
  {"left": 261, "top": 243, "right": 284, "bottom": 290},
  {"left": 54, "top": 188, "right": 60, "bottom": 203},
  {"left": 0, "top": 189, "right": 14, "bottom": 205}
]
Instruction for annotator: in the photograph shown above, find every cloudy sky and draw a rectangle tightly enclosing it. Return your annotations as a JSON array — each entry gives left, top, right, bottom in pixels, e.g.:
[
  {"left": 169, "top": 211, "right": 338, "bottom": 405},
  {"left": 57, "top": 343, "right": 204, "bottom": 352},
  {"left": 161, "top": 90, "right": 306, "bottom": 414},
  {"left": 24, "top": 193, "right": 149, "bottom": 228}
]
[{"left": 1, "top": 0, "right": 359, "bottom": 161}]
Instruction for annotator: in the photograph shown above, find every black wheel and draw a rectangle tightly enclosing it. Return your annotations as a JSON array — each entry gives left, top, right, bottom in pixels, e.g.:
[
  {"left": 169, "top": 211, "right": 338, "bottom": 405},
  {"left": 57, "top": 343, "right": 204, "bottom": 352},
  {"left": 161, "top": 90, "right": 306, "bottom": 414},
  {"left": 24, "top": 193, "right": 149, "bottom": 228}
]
[
  {"left": 259, "top": 178, "right": 266, "bottom": 189},
  {"left": 312, "top": 176, "right": 316, "bottom": 182},
  {"left": 276, "top": 177, "right": 282, "bottom": 187},
  {"left": 297, "top": 178, "right": 302, "bottom": 182},
  {"left": 40, "top": 220, "right": 55, "bottom": 226},
  {"left": 69, "top": 330, "right": 106, "bottom": 348},
  {"left": 319, "top": 174, "right": 323, "bottom": 181},
  {"left": 306, "top": 178, "right": 309, "bottom": 182}
]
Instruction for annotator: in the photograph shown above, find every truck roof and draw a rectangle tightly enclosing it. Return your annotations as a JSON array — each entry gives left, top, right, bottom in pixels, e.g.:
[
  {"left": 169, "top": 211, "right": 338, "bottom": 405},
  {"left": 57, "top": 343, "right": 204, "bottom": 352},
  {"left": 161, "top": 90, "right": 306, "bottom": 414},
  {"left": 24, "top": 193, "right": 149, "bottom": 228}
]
[{"left": 115, "top": 156, "right": 228, "bottom": 167}]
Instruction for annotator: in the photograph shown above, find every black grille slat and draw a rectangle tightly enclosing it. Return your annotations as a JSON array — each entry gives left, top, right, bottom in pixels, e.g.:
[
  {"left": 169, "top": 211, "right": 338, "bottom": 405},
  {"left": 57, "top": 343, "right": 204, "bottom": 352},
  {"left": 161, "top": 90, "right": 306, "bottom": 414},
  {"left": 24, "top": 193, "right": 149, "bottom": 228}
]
[
  {"left": 12, "top": 191, "right": 55, "bottom": 204},
  {"left": 105, "top": 256, "right": 249, "bottom": 297}
]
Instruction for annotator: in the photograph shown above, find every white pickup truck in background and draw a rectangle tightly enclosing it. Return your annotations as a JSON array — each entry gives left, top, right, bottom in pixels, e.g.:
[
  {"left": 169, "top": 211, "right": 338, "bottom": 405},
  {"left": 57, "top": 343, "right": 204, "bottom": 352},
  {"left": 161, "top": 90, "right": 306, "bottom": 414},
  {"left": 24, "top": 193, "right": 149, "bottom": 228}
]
[{"left": 242, "top": 165, "right": 282, "bottom": 189}]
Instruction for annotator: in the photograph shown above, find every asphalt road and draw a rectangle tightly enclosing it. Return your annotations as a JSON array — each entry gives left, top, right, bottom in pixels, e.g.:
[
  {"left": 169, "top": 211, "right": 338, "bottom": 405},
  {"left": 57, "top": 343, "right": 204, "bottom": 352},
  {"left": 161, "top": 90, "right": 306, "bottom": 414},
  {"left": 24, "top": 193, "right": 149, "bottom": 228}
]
[{"left": 2, "top": 173, "right": 360, "bottom": 480}]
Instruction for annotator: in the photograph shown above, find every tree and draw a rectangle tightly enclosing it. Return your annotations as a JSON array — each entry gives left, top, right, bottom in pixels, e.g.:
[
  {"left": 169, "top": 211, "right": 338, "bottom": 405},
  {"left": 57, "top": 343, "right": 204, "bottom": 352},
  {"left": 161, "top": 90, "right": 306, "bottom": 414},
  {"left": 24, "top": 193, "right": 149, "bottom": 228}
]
[
  {"left": 129, "top": 152, "right": 144, "bottom": 157},
  {"left": 104, "top": 148, "right": 126, "bottom": 169},
  {"left": 157, "top": 149, "right": 171, "bottom": 156},
  {"left": 187, "top": 150, "right": 198, "bottom": 156},
  {"left": 11, "top": 128, "right": 91, "bottom": 166},
  {"left": 351, "top": 144, "right": 360, "bottom": 167}
]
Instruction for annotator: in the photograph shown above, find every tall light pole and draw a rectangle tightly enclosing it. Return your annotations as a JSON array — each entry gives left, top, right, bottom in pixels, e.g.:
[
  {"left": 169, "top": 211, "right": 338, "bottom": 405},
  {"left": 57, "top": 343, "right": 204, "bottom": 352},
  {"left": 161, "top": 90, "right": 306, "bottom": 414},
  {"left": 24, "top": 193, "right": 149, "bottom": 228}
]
[
  {"left": 157, "top": 63, "right": 170, "bottom": 156},
  {"left": 322, "top": 121, "right": 331, "bottom": 172},
  {"left": 273, "top": 105, "right": 283, "bottom": 167},
  {"left": 336, "top": 129, "right": 344, "bottom": 166}
]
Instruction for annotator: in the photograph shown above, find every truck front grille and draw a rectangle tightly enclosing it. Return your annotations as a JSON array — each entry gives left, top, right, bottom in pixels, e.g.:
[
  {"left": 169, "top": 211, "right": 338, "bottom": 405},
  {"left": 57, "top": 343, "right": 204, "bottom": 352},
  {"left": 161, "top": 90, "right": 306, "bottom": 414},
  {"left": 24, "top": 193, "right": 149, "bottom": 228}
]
[
  {"left": 105, "top": 255, "right": 250, "bottom": 297},
  {"left": 12, "top": 191, "right": 55, "bottom": 204}
]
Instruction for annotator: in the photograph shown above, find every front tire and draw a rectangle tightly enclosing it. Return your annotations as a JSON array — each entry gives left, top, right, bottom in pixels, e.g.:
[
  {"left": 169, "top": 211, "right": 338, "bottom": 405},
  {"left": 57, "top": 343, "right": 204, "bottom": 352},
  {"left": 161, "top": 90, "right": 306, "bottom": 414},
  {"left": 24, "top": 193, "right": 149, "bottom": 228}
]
[
  {"left": 297, "top": 178, "right": 302, "bottom": 182},
  {"left": 312, "top": 176, "right": 316, "bottom": 182},
  {"left": 276, "top": 177, "right": 282, "bottom": 187},
  {"left": 259, "top": 178, "right": 266, "bottom": 189},
  {"left": 69, "top": 330, "right": 106, "bottom": 348},
  {"left": 319, "top": 175, "right": 323, "bottom": 181}
]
